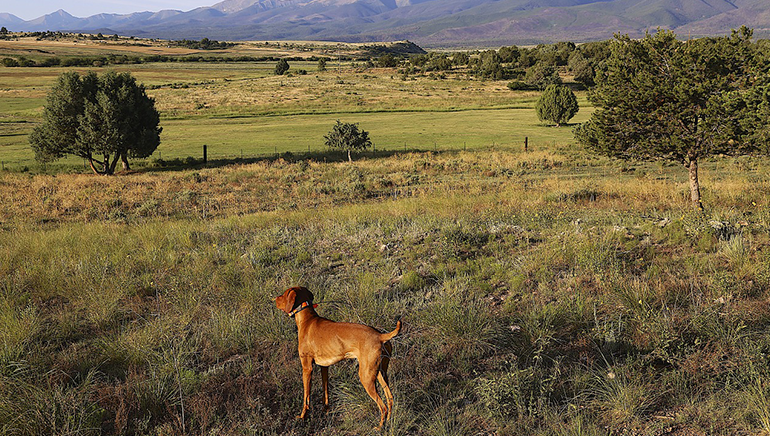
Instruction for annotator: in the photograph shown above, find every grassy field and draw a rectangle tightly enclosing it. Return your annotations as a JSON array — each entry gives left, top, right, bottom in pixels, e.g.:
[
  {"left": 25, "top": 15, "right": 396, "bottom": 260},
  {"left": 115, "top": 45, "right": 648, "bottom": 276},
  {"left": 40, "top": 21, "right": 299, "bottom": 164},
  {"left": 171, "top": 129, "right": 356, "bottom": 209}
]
[
  {"left": 0, "top": 35, "right": 588, "bottom": 171},
  {"left": 3, "top": 37, "right": 770, "bottom": 436}
]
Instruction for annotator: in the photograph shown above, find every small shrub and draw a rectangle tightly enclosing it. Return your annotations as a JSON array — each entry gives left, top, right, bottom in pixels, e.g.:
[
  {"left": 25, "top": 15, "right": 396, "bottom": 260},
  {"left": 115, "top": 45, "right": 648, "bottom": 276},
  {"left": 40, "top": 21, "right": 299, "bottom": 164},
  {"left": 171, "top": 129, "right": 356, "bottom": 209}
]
[
  {"left": 275, "top": 59, "right": 289, "bottom": 75},
  {"left": 507, "top": 80, "right": 529, "bottom": 91}
]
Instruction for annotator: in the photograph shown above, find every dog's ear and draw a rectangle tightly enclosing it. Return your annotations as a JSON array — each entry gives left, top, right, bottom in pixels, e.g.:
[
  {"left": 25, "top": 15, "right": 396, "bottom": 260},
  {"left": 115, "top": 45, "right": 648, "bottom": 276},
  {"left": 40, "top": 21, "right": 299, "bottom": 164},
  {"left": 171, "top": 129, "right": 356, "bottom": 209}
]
[
  {"left": 281, "top": 288, "right": 297, "bottom": 314},
  {"left": 296, "top": 286, "right": 313, "bottom": 303}
]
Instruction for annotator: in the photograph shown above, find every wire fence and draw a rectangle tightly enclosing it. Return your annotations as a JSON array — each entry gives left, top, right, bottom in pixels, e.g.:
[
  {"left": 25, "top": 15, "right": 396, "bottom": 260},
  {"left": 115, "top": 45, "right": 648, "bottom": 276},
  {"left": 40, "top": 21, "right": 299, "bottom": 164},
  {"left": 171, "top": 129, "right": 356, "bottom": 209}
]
[{"left": 0, "top": 137, "right": 539, "bottom": 174}]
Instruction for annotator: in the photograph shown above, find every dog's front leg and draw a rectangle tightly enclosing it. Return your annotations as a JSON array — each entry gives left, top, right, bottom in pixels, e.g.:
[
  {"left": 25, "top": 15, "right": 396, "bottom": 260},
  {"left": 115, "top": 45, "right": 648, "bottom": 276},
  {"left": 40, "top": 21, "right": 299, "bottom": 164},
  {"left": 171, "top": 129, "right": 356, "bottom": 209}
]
[
  {"left": 298, "top": 356, "right": 313, "bottom": 419},
  {"left": 321, "top": 366, "right": 330, "bottom": 411}
]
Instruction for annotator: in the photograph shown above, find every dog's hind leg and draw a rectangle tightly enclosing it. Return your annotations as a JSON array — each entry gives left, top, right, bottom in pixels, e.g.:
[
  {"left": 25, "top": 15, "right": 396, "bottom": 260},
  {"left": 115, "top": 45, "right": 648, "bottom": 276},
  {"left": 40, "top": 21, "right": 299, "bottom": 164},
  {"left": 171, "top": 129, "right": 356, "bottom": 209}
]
[
  {"left": 377, "top": 372, "right": 393, "bottom": 418},
  {"left": 359, "top": 363, "right": 388, "bottom": 429},
  {"left": 378, "top": 342, "right": 394, "bottom": 414}
]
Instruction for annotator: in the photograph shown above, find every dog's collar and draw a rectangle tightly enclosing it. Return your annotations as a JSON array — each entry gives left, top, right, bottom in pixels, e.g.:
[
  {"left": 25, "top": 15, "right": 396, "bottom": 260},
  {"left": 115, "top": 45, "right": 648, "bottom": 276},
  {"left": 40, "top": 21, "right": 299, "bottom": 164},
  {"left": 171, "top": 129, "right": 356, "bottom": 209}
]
[{"left": 288, "top": 300, "right": 315, "bottom": 317}]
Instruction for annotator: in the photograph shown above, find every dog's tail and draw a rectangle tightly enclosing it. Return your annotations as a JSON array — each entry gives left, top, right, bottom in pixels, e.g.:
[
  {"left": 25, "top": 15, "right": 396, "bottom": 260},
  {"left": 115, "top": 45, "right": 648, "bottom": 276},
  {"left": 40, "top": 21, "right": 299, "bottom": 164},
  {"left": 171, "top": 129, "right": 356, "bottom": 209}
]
[{"left": 380, "top": 320, "right": 402, "bottom": 342}]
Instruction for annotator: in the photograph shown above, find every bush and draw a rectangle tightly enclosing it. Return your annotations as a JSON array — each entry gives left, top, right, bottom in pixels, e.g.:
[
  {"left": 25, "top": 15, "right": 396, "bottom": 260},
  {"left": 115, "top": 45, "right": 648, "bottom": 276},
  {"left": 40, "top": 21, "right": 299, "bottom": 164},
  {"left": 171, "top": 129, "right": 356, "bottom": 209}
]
[
  {"left": 275, "top": 59, "right": 289, "bottom": 75},
  {"left": 507, "top": 80, "right": 530, "bottom": 91},
  {"left": 535, "top": 84, "right": 579, "bottom": 126}
]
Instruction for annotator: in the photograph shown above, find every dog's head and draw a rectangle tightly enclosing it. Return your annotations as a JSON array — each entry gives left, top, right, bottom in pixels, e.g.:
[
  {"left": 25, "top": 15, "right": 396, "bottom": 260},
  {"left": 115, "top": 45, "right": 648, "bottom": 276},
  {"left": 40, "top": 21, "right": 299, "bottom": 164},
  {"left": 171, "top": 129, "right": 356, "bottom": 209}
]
[{"left": 275, "top": 286, "right": 314, "bottom": 315}]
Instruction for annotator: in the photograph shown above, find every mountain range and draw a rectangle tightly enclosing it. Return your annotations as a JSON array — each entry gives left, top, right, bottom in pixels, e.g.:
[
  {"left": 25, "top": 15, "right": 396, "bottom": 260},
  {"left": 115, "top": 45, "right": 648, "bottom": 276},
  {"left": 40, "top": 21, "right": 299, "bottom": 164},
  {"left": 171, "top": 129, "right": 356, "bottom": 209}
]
[{"left": 2, "top": 0, "right": 769, "bottom": 47}]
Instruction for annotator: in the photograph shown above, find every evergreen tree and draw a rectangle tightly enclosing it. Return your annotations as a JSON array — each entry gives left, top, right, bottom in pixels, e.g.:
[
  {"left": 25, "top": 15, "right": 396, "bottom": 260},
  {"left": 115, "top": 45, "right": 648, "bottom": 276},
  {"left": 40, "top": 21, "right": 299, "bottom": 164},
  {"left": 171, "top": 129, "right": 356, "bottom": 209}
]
[
  {"left": 324, "top": 120, "right": 372, "bottom": 162},
  {"left": 452, "top": 52, "right": 469, "bottom": 66},
  {"left": 535, "top": 84, "right": 579, "bottom": 126},
  {"left": 475, "top": 51, "right": 510, "bottom": 79},
  {"left": 568, "top": 51, "right": 595, "bottom": 87},
  {"left": 30, "top": 71, "right": 161, "bottom": 175},
  {"left": 575, "top": 28, "right": 769, "bottom": 209},
  {"left": 525, "top": 63, "right": 562, "bottom": 89},
  {"left": 275, "top": 59, "right": 290, "bottom": 75}
]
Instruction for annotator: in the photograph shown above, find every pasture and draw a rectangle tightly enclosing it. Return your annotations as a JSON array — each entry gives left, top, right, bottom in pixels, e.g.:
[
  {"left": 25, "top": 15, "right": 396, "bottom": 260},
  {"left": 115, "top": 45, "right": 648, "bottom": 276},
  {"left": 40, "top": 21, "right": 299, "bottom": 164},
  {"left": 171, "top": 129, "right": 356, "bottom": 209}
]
[
  {"left": 0, "top": 36, "right": 587, "bottom": 171},
  {"left": 2, "top": 36, "right": 770, "bottom": 435}
]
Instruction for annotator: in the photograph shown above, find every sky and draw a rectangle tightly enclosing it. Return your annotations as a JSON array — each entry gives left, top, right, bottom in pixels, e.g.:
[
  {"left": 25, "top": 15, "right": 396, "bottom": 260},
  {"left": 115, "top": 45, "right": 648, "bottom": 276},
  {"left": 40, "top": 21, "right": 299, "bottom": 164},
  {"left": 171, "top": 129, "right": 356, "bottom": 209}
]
[{"left": 0, "top": 0, "right": 216, "bottom": 20}]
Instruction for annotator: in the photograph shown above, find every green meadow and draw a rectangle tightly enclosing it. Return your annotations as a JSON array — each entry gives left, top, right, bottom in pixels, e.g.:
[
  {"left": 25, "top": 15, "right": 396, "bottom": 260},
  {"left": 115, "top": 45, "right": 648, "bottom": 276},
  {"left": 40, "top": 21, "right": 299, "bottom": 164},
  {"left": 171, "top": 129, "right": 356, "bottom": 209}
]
[
  {"left": 0, "top": 43, "right": 588, "bottom": 170},
  {"left": 2, "top": 36, "right": 770, "bottom": 436}
]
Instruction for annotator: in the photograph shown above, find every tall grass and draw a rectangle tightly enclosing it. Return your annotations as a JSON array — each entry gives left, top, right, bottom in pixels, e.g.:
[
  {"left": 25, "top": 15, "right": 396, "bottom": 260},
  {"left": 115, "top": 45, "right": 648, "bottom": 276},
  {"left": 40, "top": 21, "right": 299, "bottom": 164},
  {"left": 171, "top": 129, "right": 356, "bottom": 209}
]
[{"left": 3, "top": 39, "right": 770, "bottom": 433}]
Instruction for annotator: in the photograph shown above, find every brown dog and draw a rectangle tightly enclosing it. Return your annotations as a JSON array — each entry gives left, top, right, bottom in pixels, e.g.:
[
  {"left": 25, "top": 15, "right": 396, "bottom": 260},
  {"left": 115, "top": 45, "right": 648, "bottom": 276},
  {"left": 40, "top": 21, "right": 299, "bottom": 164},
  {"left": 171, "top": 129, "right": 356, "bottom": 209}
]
[{"left": 275, "top": 286, "right": 401, "bottom": 429}]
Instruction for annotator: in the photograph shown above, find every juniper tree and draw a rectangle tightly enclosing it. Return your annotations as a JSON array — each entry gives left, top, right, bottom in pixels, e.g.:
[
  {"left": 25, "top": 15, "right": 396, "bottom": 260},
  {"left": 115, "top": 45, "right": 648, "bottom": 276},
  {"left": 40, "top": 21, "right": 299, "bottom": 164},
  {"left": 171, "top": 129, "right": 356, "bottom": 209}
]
[
  {"left": 30, "top": 71, "right": 161, "bottom": 174},
  {"left": 568, "top": 51, "right": 595, "bottom": 87},
  {"left": 575, "top": 28, "right": 770, "bottom": 210},
  {"left": 535, "top": 84, "right": 579, "bottom": 127},
  {"left": 275, "top": 59, "right": 290, "bottom": 75},
  {"left": 525, "top": 63, "right": 562, "bottom": 89},
  {"left": 324, "top": 120, "right": 372, "bottom": 162}
]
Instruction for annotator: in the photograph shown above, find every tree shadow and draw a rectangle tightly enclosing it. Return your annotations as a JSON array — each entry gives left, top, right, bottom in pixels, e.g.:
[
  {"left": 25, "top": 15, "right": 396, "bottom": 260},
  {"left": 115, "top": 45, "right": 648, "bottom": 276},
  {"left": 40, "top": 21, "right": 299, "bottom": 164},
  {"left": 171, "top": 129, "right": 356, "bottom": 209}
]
[{"left": 140, "top": 147, "right": 457, "bottom": 173}]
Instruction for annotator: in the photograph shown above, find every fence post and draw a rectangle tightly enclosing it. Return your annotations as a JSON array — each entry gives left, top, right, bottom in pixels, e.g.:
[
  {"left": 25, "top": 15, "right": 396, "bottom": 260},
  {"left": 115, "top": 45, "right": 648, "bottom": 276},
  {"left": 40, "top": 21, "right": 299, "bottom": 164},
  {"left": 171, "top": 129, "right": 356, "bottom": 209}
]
[
  {"left": 525, "top": 137, "right": 528, "bottom": 152},
  {"left": 203, "top": 144, "right": 208, "bottom": 163}
]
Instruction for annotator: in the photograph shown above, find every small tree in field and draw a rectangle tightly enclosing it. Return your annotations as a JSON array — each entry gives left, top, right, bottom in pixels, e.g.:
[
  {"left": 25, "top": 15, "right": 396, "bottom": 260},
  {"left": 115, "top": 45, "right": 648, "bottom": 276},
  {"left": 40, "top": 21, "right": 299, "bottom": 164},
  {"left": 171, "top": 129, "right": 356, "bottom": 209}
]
[
  {"left": 30, "top": 71, "right": 161, "bottom": 175},
  {"left": 575, "top": 27, "right": 770, "bottom": 210},
  {"left": 275, "top": 59, "right": 290, "bottom": 75},
  {"left": 525, "top": 63, "right": 562, "bottom": 89},
  {"left": 568, "top": 51, "right": 595, "bottom": 87},
  {"left": 535, "top": 84, "right": 579, "bottom": 126},
  {"left": 324, "top": 120, "right": 372, "bottom": 162}
]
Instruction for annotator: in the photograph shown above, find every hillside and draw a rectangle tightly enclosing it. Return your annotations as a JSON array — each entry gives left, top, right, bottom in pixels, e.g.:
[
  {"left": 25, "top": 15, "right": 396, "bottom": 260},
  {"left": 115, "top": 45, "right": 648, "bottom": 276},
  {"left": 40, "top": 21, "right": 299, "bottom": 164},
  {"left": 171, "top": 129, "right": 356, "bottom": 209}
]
[{"left": 2, "top": 0, "right": 769, "bottom": 46}]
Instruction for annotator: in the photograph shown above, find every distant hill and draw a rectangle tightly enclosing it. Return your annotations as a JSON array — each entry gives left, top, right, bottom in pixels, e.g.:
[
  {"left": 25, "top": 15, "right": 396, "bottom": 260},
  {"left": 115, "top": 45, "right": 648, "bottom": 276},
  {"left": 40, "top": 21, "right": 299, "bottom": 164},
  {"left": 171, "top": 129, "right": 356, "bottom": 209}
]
[{"left": 2, "top": 0, "right": 769, "bottom": 46}]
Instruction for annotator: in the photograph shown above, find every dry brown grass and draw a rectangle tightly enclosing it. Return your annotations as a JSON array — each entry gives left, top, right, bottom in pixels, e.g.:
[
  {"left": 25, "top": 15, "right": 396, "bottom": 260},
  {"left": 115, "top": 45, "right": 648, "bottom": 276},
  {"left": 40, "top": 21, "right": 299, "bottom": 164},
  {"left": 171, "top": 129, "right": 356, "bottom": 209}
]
[
  {"left": 0, "top": 37, "right": 204, "bottom": 57},
  {"left": 3, "top": 148, "right": 770, "bottom": 435},
  {"left": 2, "top": 150, "right": 768, "bottom": 228}
]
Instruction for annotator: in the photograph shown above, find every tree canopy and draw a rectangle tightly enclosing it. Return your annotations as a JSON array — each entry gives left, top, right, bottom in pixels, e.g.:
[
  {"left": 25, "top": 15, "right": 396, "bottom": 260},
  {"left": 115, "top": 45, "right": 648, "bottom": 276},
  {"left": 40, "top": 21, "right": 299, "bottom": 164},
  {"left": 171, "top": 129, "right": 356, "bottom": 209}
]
[
  {"left": 575, "top": 27, "right": 770, "bottom": 209},
  {"left": 30, "top": 71, "right": 161, "bottom": 175},
  {"left": 536, "top": 84, "right": 579, "bottom": 127},
  {"left": 324, "top": 120, "right": 372, "bottom": 162},
  {"left": 524, "top": 63, "right": 562, "bottom": 89}
]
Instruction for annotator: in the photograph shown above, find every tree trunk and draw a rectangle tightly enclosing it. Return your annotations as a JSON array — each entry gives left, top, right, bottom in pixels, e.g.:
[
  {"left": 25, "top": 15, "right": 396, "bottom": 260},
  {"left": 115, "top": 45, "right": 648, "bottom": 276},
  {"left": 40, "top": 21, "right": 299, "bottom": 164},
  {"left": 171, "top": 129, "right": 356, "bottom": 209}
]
[
  {"left": 121, "top": 152, "right": 131, "bottom": 171},
  {"left": 103, "top": 155, "right": 111, "bottom": 175},
  {"left": 88, "top": 157, "right": 101, "bottom": 175},
  {"left": 107, "top": 153, "right": 121, "bottom": 175},
  {"left": 687, "top": 158, "right": 703, "bottom": 211},
  {"left": 347, "top": 150, "right": 352, "bottom": 162}
]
